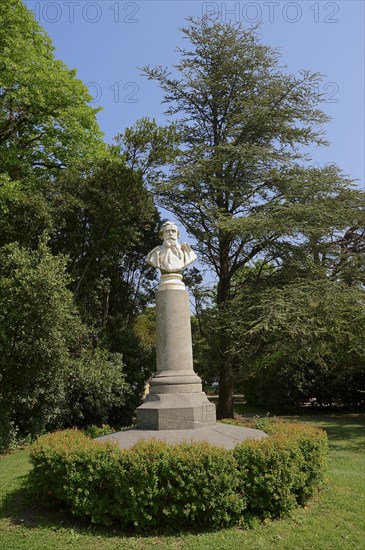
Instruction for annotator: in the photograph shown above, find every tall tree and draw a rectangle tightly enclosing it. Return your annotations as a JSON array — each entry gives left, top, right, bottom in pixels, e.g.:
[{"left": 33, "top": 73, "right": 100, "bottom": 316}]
[
  {"left": 0, "top": 0, "right": 106, "bottom": 249},
  {"left": 47, "top": 154, "right": 161, "bottom": 423},
  {"left": 137, "top": 16, "right": 364, "bottom": 417},
  {"left": 49, "top": 155, "right": 159, "bottom": 321},
  {"left": 227, "top": 275, "right": 365, "bottom": 409},
  {"left": 0, "top": 0, "right": 162, "bottom": 432},
  {"left": 0, "top": 0, "right": 104, "bottom": 181}
]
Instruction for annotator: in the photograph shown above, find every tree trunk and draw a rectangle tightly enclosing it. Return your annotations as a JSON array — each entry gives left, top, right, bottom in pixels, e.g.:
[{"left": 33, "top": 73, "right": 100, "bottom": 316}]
[
  {"left": 216, "top": 256, "right": 235, "bottom": 418},
  {"left": 73, "top": 254, "right": 93, "bottom": 296},
  {"left": 102, "top": 289, "right": 110, "bottom": 328},
  {"left": 216, "top": 356, "right": 234, "bottom": 418}
]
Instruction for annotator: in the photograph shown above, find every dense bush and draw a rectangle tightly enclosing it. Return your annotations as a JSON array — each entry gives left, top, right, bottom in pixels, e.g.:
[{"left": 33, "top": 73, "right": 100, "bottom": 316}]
[
  {"left": 241, "top": 359, "right": 365, "bottom": 411},
  {"left": 234, "top": 420, "right": 328, "bottom": 518},
  {"left": 235, "top": 281, "right": 365, "bottom": 411},
  {"left": 28, "top": 421, "right": 327, "bottom": 530},
  {"left": 0, "top": 239, "right": 83, "bottom": 450},
  {"left": 63, "top": 348, "right": 129, "bottom": 428},
  {"left": 0, "top": 239, "right": 132, "bottom": 452},
  {"left": 84, "top": 424, "right": 115, "bottom": 439},
  {"left": 29, "top": 430, "right": 244, "bottom": 529}
]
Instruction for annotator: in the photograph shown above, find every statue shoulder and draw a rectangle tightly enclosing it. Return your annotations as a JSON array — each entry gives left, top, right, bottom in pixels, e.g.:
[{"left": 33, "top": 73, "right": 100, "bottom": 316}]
[
  {"left": 180, "top": 242, "right": 197, "bottom": 266},
  {"left": 147, "top": 245, "right": 162, "bottom": 256},
  {"left": 146, "top": 245, "right": 163, "bottom": 268},
  {"left": 180, "top": 242, "right": 192, "bottom": 253}
]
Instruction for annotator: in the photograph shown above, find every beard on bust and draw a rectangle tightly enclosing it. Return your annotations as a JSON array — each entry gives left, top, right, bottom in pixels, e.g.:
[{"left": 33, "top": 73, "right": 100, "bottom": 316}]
[{"left": 163, "top": 238, "right": 183, "bottom": 260}]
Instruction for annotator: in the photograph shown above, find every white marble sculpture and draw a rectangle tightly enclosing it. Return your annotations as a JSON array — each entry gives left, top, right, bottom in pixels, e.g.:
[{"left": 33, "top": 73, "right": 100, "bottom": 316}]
[
  {"left": 146, "top": 221, "right": 197, "bottom": 274},
  {"left": 137, "top": 221, "right": 216, "bottom": 430}
]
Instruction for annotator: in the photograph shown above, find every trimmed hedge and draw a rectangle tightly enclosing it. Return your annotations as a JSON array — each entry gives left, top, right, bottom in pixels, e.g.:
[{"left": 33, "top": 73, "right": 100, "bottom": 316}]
[
  {"left": 28, "top": 431, "right": 244, "bottom": 529},
  {"left": 233, "top": 421, "right": 328, "bottom": 518},
  {"left": 28, "top": 421, "right": 328, "bottom": 530}
]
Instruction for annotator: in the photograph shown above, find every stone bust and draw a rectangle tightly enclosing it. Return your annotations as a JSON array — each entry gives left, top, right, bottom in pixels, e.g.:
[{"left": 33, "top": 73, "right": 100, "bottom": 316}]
[{"left": 146, "top": 222, "right": 197, "bottom": 274}]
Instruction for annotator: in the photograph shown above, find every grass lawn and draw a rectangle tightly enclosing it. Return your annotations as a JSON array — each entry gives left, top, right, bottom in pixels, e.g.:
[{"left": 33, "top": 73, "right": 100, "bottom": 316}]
[{"left": 0, "top": 413, "right": 364, "bottom": 549}]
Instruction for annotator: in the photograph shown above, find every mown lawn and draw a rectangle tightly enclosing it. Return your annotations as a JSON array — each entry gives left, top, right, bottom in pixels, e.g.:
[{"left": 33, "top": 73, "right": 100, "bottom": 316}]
[{"left": 0, "top": 413, "right": 364, "bottom": 549}]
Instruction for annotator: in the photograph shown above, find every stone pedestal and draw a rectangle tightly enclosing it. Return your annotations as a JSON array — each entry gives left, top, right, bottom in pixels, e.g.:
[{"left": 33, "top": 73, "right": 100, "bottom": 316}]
[{"left": 136, "top": 273, "right": 216, "bottom": 430}]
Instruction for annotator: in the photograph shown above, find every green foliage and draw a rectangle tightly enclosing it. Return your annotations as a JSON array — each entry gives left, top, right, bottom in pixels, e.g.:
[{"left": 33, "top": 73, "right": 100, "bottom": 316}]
[
  {"left": 0, "top": 177, "right": 55, "bottom": 249},
  {"left": 233, "top": 421, "right": 328, "bottom": 518},
  {"left": 0, "top": 152, "right": 159, "bottom": 437},
  {"left": 134, "top": 307, "right": 156, "bottom": 353},
  {"left": 29, "top": 430, "right": 244, "bottom": 530},
  {"left": 104, "top": 319, "right": 155, "bottom": 427},
  {"left": 252, "top": 414, "right": 277, "bottom": 432},
  {"left": 262, "top": 421, "right": 328, "bottom": 504},
  {"left": 0, "top": 237, "right": 83, "bottom": 448},
  {"left": 230, "top": 278, "right": 365, "bottom": 409},
  {"left": 115, "top": 117, "right": 180, "bottom": 186},
  {"left": 0, "top": 174, "right": 21, "bottom": 213},
  {"left": 137, "top": 15, "right": 365, "bottom": 418},
  {"left": 0, "top": 418, "right": 33, "bottom": 453},
  {"left": 64, "top": 349, "right": 129, "bottom": 429},
  {"left": 84, "top": 424, "right": 115, "bottom": 439},
  {"left": 0, "top": 238, "right": 131, "bottom": 450},
  {"left": 49, "top": 155, "right": 158, "bottom": 320},
  {"left": 112, "top": 440, "right": 244, "bottom": 530},
  {"left": 28, "top": 422, "right": 327, "bottom": 530},
  {"left": 1, "top": 414, "right": 363, "bottom": 548},
  {"left": 43, "top": 156, "right": 159, "bottom": 428},
  {"left": 0, "top": 0, "right": 104, "bottom": 180},
  {"left": 0, "top": 1, "right": 161, "bottom": 438}
]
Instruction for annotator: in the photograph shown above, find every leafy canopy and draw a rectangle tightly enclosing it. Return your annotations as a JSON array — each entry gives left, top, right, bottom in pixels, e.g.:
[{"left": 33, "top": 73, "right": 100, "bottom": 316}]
[
  {"left": 131, "top": 16, "right": 365, "bottom": 417},
  {"left": 0, "top": 0, "right": 105, "bottom": 180}
]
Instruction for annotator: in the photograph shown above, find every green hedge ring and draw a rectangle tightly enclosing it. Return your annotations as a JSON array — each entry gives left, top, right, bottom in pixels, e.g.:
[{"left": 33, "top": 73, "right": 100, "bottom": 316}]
[{"left": 28, "top": 421, "right": 328, "bottom": 531}]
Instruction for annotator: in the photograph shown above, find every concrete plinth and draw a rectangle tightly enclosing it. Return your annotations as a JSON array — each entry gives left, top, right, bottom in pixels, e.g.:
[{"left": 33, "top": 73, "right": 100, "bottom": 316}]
[
  {"left": 137, "top": 392, "right": 216, "bottom": 430},
  {"left": 97, "top": 423, "right": 267, "bottom": 450},
  {"left": 136, "top": 273, "right": 217, "bottom": 430}
]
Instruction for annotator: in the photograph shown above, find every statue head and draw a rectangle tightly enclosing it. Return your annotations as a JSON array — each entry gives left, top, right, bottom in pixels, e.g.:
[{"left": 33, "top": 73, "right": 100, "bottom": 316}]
[
  {"left": 146, "top": 221, "right": 197, "bottom": 274},
  {"left": 159, "top": 221, "right": 180, "bottom": 247}
]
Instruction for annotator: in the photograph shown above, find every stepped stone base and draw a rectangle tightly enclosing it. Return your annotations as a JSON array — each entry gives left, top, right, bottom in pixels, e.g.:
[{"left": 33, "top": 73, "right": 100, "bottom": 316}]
[{"left": 136, "top": 392, "right": 216, "bottom": 430}]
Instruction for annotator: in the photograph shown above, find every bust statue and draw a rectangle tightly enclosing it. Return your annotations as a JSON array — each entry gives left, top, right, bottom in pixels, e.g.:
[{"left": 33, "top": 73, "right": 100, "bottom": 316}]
[{"left": 146, "top": 222, "right": 197, "bottom": 274}]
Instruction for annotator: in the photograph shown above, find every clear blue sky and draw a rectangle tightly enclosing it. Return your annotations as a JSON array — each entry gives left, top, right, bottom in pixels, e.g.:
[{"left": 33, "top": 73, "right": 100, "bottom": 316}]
[{"left": 24, "top": 0, "right": 364, "bottom": 185}]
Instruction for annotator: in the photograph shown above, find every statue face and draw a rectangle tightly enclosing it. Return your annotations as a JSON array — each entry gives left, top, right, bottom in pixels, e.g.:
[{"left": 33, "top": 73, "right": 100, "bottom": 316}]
[{"left": 162, "top": 224, "right": 178, "bottom": 246}]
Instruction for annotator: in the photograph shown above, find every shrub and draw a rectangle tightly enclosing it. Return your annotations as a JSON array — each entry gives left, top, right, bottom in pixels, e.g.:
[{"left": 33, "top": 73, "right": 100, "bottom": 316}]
[
  {"left": 28, "top": 421, "right": 327, "bottom": 530},
  {"left": 64, "top": 349, "right": 129, "bottom": 428},
  {"left": 84, "top": 424, "right": 115, "bottom": 439},
  {"left": 261, "top": 420, "right": 328, "bottom": 504},
  {"left": 0, "top": 239, "right": 131, "bottom": 452},
  {"left": 0, "top": 239, "right": 83, "bottom": 446},
  {"left": 252, "top": 414, "right": 277, "bottom": 432},
  {"left": 29, "top": 430, "right": 245, "bottom": 529},
  {"left": 0, "top": 416, "right": 33, "bottom": 453},
  {"left": 233, "top": 420, "right": 328, "bottom": 518}
]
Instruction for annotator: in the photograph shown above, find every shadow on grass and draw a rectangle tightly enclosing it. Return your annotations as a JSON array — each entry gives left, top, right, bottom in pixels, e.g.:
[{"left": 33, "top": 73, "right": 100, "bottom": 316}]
[
  {"left": 234, "top": 407, "right": 365, "bottom": 454},
  {"left": 318, "top": 420, "right": 364, "bottom": 454},
  {"left": 0, "top": 477, "right": 229, "bottom": 539},
  {"left": 281, "top": 413, "right": 365, "bottom": 454},
  {"left": 0, "top": 478, "right": 104, "bottom": 534}
]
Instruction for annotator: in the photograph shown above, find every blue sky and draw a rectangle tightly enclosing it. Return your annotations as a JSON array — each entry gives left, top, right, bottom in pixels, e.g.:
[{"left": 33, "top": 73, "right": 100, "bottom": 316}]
[{"left": 24, "top": 0, "right": 364, "bottom": 187}]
